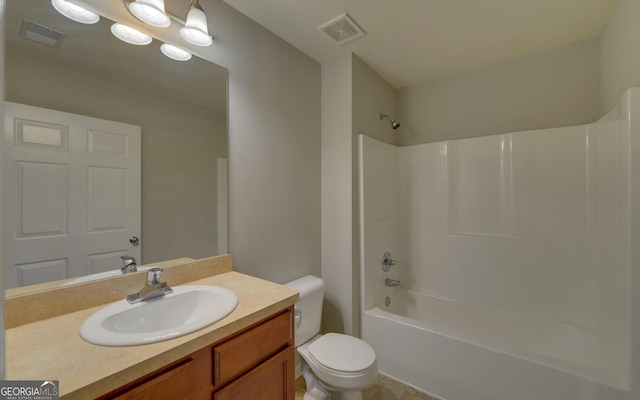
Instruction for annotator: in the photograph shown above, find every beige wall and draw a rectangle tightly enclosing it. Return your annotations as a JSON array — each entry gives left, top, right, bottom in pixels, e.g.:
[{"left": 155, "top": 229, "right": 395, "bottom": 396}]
[
  {"left": 320, "top": 54, "right": 397, "bottom": 336},
  {"left": 321, "top": 54, "right": 353, "bottom": 334},
  {"left": 75, "top": 0, "right": 322, "bottom": 283},
  {"left": 208, "top": 1, "right": 321, "bottom": 283},
  {"left": 5, "top": 52, "right": 227, "bottom": 264},
  {"left": 352, "top": 55, "right": 399, "bottom": 146},
  {"left": 601, "top": 0, "right": 640, "bottom": 113},
  {"left": 397, "top": 38, "right": 601, "bottom": 145}
]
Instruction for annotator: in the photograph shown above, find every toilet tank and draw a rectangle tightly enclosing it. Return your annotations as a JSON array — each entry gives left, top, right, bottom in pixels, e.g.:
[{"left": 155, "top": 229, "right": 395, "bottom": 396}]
[{"left": 285, "top": 275, "right": 324, "bottom": 346}]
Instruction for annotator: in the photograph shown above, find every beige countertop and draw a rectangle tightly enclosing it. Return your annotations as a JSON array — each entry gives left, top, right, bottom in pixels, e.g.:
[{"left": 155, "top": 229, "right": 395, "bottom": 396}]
[{"left": 5, "top": 270, "right": 299, "bottom": 399}]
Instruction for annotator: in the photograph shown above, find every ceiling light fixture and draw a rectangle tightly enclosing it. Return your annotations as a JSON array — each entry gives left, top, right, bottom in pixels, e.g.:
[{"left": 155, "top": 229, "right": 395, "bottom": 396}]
[
  {"left": 160, "top": 43, "right": 192, "bottom": 61},
  {"left": 51, "top": 0, "right": 100, "bottom": 24},
  {"left": 126, "top": 0, "right": 171, "bottom": 28},
  {"left": 111, "top": 23, "right": 152, "bottom": 45},
  {"left": 179, "top": 0, "right": 213, "bottom": 46}
]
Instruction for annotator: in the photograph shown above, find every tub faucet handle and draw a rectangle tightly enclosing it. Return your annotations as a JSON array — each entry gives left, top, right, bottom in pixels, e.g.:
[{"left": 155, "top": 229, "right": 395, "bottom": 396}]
[{"left": 382, "top": 251, "right": 398, "bottom": 272}]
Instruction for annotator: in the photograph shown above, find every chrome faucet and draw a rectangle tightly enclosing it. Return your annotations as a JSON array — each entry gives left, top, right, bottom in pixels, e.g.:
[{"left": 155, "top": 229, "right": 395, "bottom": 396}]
[
  {"left": 121, "top": 255, "right": 138, "bottom": 274},
  {"left": 127, "top": 267, "right": 173, "bottom": 304},
  {"left": 385, "top": 278, "right": 401, "bottom": 288}
]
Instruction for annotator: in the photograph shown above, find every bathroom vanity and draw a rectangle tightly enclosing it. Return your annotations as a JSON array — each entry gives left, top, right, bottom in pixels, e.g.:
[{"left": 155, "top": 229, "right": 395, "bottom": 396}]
[
  {"left": 99, "top": 307, "right": 294, "bottom": 399},
  {"left": 4, "top": 255, "right": 299, "bottom": 399}
]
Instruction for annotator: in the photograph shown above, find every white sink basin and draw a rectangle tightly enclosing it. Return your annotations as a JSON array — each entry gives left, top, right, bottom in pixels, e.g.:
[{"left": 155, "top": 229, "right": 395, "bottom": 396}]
[
  {"left": 60, "top": 267, "right": 154, "bottom": 286},
  {"left": 80, "top": 285, "right": 238, "bottom": 346}
]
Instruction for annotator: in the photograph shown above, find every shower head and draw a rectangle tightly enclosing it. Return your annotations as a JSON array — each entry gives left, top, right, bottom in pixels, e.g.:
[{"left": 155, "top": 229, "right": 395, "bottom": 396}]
[{"left": 379, "top": 113, "right": 400, "bottom": 130}]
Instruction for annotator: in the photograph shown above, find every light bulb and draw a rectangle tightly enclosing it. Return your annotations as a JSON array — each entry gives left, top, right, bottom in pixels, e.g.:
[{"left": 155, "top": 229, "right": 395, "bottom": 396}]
[
  {"left": 160, "top": 43, "right": 192, "bottom": 61},
  {"left": 179, "top": 3, "right": 213, "bottom": 46},
  {"left": 51, "top": 0, "right": 99, "bottom": 24},
  {"left": 111, "top": 23, "right": 152, "bottom": 46},
  {"left": 128, "top": 0, "right": 170, "bottom": 28}
]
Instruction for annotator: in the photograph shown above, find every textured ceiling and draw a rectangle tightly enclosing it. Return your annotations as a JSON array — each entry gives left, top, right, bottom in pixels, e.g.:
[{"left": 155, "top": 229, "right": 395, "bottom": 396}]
[{"left": 221, "top": 0, "right": 617, "bottom": 88}]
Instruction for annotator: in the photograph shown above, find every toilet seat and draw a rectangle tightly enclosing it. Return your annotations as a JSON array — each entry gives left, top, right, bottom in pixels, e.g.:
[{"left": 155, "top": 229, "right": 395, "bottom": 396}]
[
  {"left": 307, "top": 333, "right": 376, "bottom": 372},
  {"left": 297, "top": 333, "right": 378, "bottom": 393}
]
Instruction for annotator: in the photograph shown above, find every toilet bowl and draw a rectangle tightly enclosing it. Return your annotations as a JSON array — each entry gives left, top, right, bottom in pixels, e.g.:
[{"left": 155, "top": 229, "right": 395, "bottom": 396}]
[
  {"left": 298, "top": 333, "right": 378, "bottom": 395},
  {"left": 285, "top": 275, "right": 378, "bottom": 400}
]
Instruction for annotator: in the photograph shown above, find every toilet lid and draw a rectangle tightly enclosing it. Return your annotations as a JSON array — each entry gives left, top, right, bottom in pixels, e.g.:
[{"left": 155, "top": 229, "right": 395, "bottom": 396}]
[{"left": 307, "top": 333, "right": 376, "bottom": 372}]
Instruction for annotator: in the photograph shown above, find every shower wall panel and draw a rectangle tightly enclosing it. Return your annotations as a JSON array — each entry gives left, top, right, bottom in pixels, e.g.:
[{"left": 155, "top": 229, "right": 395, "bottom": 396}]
[
  {"left": 359, "top": 88, "right": 639, "bottom": 398},
  {"left": 394, "top": 123, "right": 630, "bottom": 329}
]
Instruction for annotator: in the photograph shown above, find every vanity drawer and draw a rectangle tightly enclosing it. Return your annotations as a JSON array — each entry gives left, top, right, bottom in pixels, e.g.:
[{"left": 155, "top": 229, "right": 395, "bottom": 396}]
[
  {"left": 214, "top": 347, "right": 295, "bottom": 400},
  {"left": 108, "top": 359, "right": 195, "bottom": 400},
  {"left": 213, "top": 307, "right": 292, "bottom": 387}
]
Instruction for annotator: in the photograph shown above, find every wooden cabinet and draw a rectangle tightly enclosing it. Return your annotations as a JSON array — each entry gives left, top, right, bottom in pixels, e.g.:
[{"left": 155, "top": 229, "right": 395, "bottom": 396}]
[
  {"left": 110, "top": 360, "right": 196, "bottom": 400},
  {"left": 214, "top": 347, "right": 294, "bottom": 400},
  {"left": 213, "top": 309, "right": 292, "bottom": 387},
  {"left": 99, "top": 307, "right": 295, "bottom": 400}
]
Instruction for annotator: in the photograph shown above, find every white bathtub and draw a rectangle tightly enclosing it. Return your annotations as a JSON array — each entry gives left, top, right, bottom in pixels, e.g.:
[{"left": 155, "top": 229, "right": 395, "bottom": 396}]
[
  {"left": 380, "top": 289, "right": 612, "bottom": 373},
  {"left": 358, "top": 89, "right": 640, "bottom": 400},
  {"left": 363, "top": 289, "right": 625, "bottom": 400}
]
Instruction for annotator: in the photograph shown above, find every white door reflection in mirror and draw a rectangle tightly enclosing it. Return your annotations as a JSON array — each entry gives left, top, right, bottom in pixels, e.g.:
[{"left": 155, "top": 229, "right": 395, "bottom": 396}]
[{"left": 4, "top": 102, "right": 141, "bottom": 287}]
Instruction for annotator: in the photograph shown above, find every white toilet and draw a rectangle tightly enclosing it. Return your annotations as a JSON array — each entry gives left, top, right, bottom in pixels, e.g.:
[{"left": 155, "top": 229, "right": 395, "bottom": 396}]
[{"left": 285, "top": 275, "right": 378, "bottom": 400}]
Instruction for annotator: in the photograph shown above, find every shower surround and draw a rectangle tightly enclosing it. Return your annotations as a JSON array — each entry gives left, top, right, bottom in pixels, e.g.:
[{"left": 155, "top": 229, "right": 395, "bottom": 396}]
[{"left": 358, "top": 88, "right": 640, "bottom": 400}]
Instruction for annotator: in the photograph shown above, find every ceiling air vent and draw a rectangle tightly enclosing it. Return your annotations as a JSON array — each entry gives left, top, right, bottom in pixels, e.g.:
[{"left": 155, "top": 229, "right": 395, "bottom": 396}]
[
  {"left": 19, "top": 19, "right": 66, "bottom": 48},
  {"left": 318, "top": 14, "right": 365, "bottom": 45}
]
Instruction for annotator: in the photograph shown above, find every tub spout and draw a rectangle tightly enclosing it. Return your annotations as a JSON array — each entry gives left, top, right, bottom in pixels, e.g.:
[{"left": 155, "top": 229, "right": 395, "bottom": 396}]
[{"left": 385, "top": 278, "right": 401, "bottom": 288}]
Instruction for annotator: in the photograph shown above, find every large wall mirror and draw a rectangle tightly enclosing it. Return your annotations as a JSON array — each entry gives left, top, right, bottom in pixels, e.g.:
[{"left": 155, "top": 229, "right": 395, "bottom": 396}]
[{"left": 4, "top": 0, "right": 228, "bottom": 291}]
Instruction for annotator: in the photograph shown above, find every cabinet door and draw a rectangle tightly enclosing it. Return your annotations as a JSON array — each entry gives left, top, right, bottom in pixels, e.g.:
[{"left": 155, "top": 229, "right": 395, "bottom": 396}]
[
  {"left": 110, "top": 360, "right": 195, "bottom": 400},
  {"left": 214, "top": 347, "right": 295, "bottom": 400},
  {"left": 213, "top": 309, "right": 292, "bottom": 387}
]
